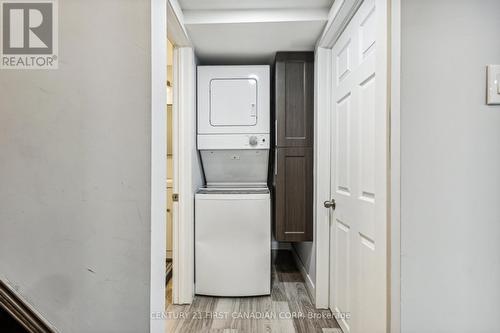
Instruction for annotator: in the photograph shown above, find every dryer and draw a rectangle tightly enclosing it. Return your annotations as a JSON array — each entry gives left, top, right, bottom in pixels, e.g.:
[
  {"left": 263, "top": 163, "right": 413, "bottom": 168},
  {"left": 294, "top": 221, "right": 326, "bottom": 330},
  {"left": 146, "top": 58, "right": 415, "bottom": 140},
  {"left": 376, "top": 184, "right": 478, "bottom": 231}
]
[
  {"left": 195, "top": 65, "right": 271, "bottom": 296},
  {"left": 197, "top": 65, "right": 270, "bottom": 188},
  {"left": 197, "top": 65, "right": 270, "bottom": 135}
]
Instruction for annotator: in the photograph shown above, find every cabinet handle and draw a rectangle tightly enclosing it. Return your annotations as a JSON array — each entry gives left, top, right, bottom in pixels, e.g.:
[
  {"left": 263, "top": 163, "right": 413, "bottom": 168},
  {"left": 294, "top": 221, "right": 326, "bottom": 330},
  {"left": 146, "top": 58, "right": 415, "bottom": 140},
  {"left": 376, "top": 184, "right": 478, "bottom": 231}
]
[
  {"left": 275, "top": 119, "right": 277, "bottom": 145},
  {"left": 274, "top": 149, "right": 278, "bottom": 176}
]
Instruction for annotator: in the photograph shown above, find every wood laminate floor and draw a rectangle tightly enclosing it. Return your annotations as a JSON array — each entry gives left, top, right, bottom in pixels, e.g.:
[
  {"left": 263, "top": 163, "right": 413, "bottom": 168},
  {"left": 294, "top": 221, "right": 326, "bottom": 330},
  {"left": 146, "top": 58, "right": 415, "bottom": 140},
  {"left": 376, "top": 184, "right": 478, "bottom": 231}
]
[{"left": 166, "top": 250, "right": 341, "bottom": 333}]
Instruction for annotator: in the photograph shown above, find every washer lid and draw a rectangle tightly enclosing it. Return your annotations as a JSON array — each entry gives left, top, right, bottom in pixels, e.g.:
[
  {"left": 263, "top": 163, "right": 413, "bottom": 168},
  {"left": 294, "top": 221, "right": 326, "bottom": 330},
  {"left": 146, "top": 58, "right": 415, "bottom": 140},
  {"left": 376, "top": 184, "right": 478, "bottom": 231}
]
[
  {"left": 197, "top": 188, "right": 269, "bottom": 194},
  {"left": 200, "top": 149, "right": 269, "bottom": 187}
]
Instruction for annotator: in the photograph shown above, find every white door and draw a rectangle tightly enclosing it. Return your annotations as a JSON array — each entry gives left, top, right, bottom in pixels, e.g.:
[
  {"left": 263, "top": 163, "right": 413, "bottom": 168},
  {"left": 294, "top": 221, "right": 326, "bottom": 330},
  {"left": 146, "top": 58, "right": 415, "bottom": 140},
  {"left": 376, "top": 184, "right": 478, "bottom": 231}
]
[{"left": 328, "top": 0, "right": 388, "bottom": 332}]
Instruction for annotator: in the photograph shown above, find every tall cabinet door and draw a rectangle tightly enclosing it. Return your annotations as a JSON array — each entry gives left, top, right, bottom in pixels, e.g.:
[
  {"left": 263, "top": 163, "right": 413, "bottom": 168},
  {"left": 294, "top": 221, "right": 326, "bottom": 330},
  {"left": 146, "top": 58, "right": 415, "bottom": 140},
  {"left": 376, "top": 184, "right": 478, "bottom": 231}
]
[
  {"left": 275, "top": 52, "right": 314, "bottom": 147},
  {"left": 274, "top": 147, "right": 313, "bottom": 241}
]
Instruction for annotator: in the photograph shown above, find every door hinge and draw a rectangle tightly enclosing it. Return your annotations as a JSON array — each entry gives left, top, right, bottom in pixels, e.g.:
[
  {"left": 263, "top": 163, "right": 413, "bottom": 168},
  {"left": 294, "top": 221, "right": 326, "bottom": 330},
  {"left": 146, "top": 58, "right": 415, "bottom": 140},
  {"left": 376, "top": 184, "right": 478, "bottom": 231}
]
[{"left": 172, "top": 193, "right": 179, "bottom": 202}]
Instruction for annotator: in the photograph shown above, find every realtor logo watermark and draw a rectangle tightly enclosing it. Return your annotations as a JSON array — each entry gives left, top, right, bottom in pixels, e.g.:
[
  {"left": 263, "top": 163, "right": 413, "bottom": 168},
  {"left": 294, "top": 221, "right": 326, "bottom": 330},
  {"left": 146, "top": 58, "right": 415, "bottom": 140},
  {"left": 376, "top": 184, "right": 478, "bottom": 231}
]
[{"left": 1, "top": 0, "right": 58, "bottom": 69}]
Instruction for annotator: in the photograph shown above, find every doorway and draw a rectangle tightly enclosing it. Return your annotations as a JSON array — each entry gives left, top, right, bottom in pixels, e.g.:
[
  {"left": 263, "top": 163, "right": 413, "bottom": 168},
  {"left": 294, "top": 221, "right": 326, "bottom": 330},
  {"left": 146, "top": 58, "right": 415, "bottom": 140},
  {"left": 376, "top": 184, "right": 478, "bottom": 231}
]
[
  {"left": 151, "top": 3, "right": 198, "bottom": 332},
  {"left": 327, "top": 0, "right": 387, "bottom": 331},
  {"left": 314, "top": 0, "right": 393, "bottom": 332},
  {"left": 153, "top": 0, "right": 399, "bottom": 332},
  {"left": 166, "top": 38, "right": 175, "bottom": 305},
  {"left": 165, "top": 2, "right": 201, "bottom": 308}
]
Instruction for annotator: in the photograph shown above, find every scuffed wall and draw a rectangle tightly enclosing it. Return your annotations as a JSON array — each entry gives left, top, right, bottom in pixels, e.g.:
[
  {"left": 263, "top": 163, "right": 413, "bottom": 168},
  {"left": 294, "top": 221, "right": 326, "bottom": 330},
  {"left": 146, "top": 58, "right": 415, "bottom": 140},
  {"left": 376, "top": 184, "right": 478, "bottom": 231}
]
[{"left": 0, "top": 0, "right": 151, "bottom": 332}]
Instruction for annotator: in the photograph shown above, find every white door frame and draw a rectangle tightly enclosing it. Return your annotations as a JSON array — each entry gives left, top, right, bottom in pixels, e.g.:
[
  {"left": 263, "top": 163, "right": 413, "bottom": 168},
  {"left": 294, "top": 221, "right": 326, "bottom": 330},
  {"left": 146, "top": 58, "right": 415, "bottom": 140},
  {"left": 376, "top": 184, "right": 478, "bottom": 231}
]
[
  {"left": 389, "top": 1, "right": 401, "bottom": 331},
  {"left": 172, "top": 46, "right": 197, "bottom": 305},
  {"left": 150, "top": 0, "right": 167, "bottom": 332},
  {"left": 150, "top": 0, "right": 193, "bottom": 332},
  {"left": 313, "top": 45, "right": 332, "bottom": 310},
  {"left": 168, "top": 0, "right": 196, "bottom": 305},
  {"left": 313, "top": 0, "right": 401, "bottom": 331}
]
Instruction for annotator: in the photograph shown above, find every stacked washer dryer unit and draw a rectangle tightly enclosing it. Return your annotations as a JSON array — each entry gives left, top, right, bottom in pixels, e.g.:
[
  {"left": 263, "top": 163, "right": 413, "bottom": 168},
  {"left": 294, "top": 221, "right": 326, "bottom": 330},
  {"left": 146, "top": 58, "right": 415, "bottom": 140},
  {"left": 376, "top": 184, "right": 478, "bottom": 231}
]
[{"left": 195, "top": 66, "right": 271, "bottom": 297}]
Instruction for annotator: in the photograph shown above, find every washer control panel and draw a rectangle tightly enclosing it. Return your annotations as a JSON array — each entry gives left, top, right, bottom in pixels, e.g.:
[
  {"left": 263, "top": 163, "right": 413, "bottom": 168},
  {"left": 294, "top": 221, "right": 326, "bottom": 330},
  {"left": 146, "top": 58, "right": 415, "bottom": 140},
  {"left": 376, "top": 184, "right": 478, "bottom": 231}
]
[{"left": 198, "top": 134, "right": 270, "bottom": 150}]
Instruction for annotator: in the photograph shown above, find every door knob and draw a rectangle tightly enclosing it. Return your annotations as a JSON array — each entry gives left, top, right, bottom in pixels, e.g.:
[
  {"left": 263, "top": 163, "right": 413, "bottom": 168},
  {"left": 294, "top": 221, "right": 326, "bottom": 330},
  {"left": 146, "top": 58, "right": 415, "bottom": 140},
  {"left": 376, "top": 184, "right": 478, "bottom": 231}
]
[{"left": 324, "top": 199, "right": 336, "bottom": 210}]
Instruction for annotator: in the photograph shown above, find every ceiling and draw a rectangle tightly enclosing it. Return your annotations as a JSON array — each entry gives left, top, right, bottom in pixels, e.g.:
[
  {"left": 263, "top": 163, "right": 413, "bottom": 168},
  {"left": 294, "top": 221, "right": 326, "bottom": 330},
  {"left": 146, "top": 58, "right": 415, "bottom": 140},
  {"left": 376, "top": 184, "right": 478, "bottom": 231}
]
[
  {"left": 178, "top": 0, "right": 334, "bottom": 10},
  {"left": 177, "top": 0, "right": 334, "bottom": 64}
]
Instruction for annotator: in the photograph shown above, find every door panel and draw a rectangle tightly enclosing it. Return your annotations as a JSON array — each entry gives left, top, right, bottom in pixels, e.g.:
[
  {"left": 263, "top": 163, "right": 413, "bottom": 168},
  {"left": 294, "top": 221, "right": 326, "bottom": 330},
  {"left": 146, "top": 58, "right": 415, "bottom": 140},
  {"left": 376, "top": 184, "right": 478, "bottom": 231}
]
[
  {"left": 328, "top": 0, "right": 387, "bottom": 332},
  {"left": 285, "top": 62, "right": 306, "bottom": 138},
  {"left": 275, "top": 52, "right": 314, "bottom": 147},
  {"left": 335, "top": 93, "right": 351, "bottom": 195},
  {"left": 274, "top": 147, "right": 313, "bottom": 241},
  {"left": 333, "top": 220, "right": 351, "bottom": 331}
]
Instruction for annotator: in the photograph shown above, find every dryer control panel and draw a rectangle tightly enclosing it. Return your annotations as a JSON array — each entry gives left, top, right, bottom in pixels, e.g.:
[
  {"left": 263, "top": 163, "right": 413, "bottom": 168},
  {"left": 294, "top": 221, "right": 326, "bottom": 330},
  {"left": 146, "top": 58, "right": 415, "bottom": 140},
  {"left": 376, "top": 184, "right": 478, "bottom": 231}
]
[{"left": 198, "top": 134, "right": 270, "bottom": 150}]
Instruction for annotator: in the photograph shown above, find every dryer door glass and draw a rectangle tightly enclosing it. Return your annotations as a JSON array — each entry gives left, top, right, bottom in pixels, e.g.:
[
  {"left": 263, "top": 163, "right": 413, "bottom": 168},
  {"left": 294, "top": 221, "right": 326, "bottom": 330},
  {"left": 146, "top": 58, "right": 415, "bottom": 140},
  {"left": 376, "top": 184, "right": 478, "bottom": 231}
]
[{"left": 210, "top": 78, "right": 257, "bottom": 126}]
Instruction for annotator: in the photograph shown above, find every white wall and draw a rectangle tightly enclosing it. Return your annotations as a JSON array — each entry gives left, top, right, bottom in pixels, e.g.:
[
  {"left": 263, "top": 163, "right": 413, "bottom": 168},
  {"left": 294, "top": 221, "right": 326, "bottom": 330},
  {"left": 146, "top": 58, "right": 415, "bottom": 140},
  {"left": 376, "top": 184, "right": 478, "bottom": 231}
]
[
  {"left": 0, "top": 1, "right": 151, "bottom": 332},
  {"left": 401, "top": 1, "right": 500, "bottom": 332},
  {"left": 293, "top": 242, "right": 316, "bottom": 287}
]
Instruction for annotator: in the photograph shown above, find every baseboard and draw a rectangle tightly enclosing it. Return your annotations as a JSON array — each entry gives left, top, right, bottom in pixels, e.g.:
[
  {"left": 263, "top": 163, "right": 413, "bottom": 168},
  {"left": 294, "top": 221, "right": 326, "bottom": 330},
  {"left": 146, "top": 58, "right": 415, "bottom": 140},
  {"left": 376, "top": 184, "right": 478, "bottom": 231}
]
[
  {"left": 0, "top": 279, "right": 56, "bottom": 333},
  {"left": 291, "top": 248, "right": 316, "bottom": 303}
]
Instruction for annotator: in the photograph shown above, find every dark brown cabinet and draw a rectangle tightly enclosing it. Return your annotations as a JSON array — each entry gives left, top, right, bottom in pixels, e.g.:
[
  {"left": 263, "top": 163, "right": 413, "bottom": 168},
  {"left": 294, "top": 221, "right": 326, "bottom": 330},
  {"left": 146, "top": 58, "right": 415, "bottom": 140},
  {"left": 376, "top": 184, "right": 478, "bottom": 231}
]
[
  {"left": 272, "top": 52, "right": 314, "bottom": 242},
  {"left": 274, "top": 147, "right": 313, "bottom": 241},
  {"left": 275, "top": 52, "right": 314, "bottom": 148}
]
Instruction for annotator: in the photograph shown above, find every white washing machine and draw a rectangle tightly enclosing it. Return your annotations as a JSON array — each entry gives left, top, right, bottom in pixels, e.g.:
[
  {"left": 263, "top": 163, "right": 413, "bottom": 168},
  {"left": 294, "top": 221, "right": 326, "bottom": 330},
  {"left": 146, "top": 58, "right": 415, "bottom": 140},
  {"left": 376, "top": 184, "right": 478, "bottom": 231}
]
[
  {"left": 195, "top": 65, "right": 271, "bottom": 296},
  {"left": 195, "top": 188, "right": 270, "bottom": 296}
]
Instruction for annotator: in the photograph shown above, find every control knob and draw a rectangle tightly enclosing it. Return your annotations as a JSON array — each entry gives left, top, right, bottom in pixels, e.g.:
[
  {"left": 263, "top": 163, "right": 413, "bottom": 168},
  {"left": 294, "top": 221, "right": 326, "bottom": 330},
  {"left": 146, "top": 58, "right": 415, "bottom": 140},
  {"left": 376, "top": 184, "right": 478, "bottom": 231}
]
[{"left": 249, "top": 136, "right": 259, "bottom": 146}]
